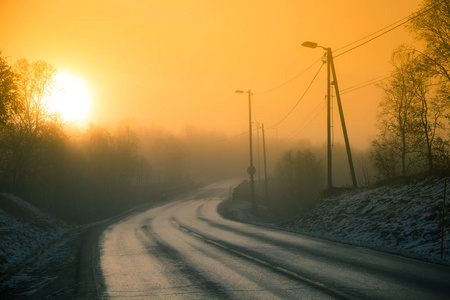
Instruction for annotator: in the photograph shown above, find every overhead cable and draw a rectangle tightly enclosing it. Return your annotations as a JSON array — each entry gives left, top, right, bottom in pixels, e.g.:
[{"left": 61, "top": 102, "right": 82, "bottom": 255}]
[
  {"left": 334, "top": 0, "right": 444, "bottom": 58},
  {"left": 269, "top": 62, "right": 325, "bottom": 128},
  {"left": 255, "top": 57, "right": 323, "bottom": 95}
]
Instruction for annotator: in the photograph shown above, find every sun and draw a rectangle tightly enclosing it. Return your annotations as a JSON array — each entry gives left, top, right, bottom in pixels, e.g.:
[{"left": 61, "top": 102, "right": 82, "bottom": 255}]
[{"left": 49, "top": 71, "right": 92, "bottom": 123}]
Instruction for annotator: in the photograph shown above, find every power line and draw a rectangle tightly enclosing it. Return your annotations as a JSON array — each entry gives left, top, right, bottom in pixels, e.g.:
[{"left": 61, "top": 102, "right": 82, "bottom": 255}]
[
  {"left": 340, "top": 74, "right": 391, "bottom": 95},
  {"left": 254, "top": 57, "right": 323, "bottom": 95},
  {"left": 288, "top": 100, "right": 326, "bottom": 139},
  {"left": 269, "top": 62, "right": 325, "bottom": 128},
  {"left": 334, "top": 0, "right": 444, "bottom": 58},
  {"left": 334, "top": 19, "right": 412, "bottom": 58},
  {"left": 341, "top": 73, "right": 390, "bottom": 91},
  {"left": 334, "top": 17, "right": 410, "bottom": 53},
  {"left": 207, "top": 2, "right": 442, "bottom": 145},
  {"left": 288, "top": 96, "right": 326, "bottom": 139}
]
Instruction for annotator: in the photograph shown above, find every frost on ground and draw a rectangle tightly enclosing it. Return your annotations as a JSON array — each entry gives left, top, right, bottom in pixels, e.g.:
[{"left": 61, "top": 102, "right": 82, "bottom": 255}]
[
  {"left": 221, "top": 176, "right": 450, "bottom": 265},
  {"left": 0, "top": 193, "right": 76, "bottom": 295},
  {"left": 0, "top": 192, "right": 161, "bottom": 298}
]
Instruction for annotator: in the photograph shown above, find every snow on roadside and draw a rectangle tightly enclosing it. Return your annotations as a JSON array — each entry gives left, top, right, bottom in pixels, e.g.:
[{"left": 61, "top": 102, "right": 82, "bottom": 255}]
[
  {"left": 222, "top": 176, "right": 450, "bottom": 265},
  {"left": 288, "top": 177, "right": 450, "bottom": 265},
  {"left": 0, "top": 193, "right": 72, "bottom": 290},
  {"left": 0, "top": 192, "right": 170, "bottom": 297}
]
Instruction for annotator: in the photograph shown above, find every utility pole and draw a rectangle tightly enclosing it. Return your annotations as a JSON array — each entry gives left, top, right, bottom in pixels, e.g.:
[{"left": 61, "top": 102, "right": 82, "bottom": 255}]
[
  {"left": 256, "top": 122, "right": 261, "bottom": 182},
  {"left": 302, "top": 41, "right": 357, "bottom": 189},
  {"left": 329, "top": 52, "right": 357, "bottom": 188},
  {"left": 326, "top": 48, "right": 332, "bottom": 189},
  {"left": 247, "top": 90, "right": 256, "bottom": 212},
  {"left": 235, "top": 89, "right": 256, "bottom": 212},
  {"left": 262, "top": 123, "right": 268, "bottom": 205}
]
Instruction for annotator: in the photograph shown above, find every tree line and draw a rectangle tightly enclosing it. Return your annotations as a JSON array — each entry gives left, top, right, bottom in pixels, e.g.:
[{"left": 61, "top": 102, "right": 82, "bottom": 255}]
[
  {"left": 371, "top": 0, "right": 450, "bottom": 179},
  {"left": 0, "top": 56, "right": 191, "bottom": 223},
  {"left": 2, "top": 0, "right": 449, "bottom": 223}
]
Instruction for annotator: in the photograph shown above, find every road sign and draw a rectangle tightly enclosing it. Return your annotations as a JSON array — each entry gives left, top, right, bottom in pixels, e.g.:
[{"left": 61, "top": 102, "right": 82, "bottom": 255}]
[{"left": 247, "top": 166, "right": 256, "bottom": 175}]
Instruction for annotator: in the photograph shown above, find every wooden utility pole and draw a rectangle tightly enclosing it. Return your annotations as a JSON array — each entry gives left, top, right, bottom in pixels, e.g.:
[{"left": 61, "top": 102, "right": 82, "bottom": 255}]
[
  {"left": 326, "top": 48, "right": 332, "bottom": 188},
  {"left": 328, "top": 50, "right": 357, "bottom": 188},
  {"left": 262, "top": 123, "right": 268, "bottom": 204},
  {"left": 235, "top": 89, "right": 256, "bottom": 212},
  {"left": 303, "top": 41, "right": 357, "bottom": 189}
]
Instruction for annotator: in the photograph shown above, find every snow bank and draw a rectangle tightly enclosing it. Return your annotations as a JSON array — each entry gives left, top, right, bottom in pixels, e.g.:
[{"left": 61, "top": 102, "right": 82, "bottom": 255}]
[
  {"left": 0, "top": 193, "right": 71, "bottom": 285},
  {"left": 224, "top": 176, "right": 450, "bottom": 265}
]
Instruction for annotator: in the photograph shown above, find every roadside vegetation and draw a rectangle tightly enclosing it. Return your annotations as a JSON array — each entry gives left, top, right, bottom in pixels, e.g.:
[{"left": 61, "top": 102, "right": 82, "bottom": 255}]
[
  {"left": 233, "top": 0, "right": 450, "bottom": 219},
  {"left": 0, "top": 54, "right": 196, "bottom": 224}
]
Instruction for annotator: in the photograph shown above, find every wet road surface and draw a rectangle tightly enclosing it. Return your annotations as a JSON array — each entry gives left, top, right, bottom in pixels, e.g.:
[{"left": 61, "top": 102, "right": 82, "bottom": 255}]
[{"left": 99, "top": 180, "right": 450, "bottom": 299}]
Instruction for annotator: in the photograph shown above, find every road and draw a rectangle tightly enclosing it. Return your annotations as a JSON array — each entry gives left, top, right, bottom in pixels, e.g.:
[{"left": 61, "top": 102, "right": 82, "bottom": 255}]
[{"left": 98, "top": 179, "right": 450, "bottom": 299}]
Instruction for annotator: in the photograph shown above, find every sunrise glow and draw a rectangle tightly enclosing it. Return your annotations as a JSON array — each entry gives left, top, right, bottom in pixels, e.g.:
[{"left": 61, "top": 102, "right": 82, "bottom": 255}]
[{"left": 49, "top": 72, "right": 92, "bottom": 123}]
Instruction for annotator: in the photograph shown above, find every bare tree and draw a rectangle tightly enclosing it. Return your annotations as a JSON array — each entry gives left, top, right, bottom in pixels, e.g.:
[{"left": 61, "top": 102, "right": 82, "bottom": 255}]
[
  {"left": 412, "top": 69, "right": 448, "bottom": 172},
  {"left": 356, "top": 151, "right": 374, "bottom": 187},
  {"left": 373, "top": 45, "right": 450, "bottom": 179},
  {"left": 371, "top": 130, "right": 403, "bottom": 180},
  {"left": 1, "top": 59, "right": 59, "bottom": 195},
  {"left": 0, "top": 52, "right": 18, "bottom": 127},
  {"left": 408, "top": 0, "right": 450, "bottom": 83},
  {"left": 0, "top": 53, "right": 18, "bottom": 191},
  {"left": 274, "top": 148, "right": 324, "bottom": 216},
  {"left": 402, "top": 0, "right": 450, "bottom": 173},
  {"left": 13, "top": 59, "right": 57, "bottom": 135},
  {"left": 151, "top": 134, "right": 188, "bottom": 189},
  {"left": 375, "top": 50, "right": 420, "bottom": 177},
  {"left": 113, "top": 124, "right": 140, "bottom": 195}
]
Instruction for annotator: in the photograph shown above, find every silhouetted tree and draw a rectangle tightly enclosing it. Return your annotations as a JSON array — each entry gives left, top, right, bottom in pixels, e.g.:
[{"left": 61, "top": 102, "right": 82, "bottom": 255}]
[
  {"left": 375, "top": 49, "right": 421, "bottom": 177},
  {"left": 151, "top": 135, "right": 188, "bottom": 189},
  {"left": 0, "top": 53, "right": 18, "bottom": 192},
  {"left": 83, "top": 125, "right": 116, "bottom": 203},
  {"left": 274, "top": 149, "right": 324, "bottom": 216},
  {"left": 408, "top": 0, "right": 450, "bottom": 83},
  {"left": 0, "top": 59, "right": 60, "bottom": 196},
  {"left": 409, "top": 0, "right": 450, "bottom": 153},
  {"left": 113, "top": 124, "right": 140, "bottom": 196},
  {"left": 355, "top": 150, "right": 375, "bottom": 187},
  {"left": 0, "top": 52, "right": 17, "bottom": 127},
  {"left": 372, "top": 45, "right": 450, "bottom": 179},
  {"left": 412, "top": 64, "right": 448, "bottom": 173}
]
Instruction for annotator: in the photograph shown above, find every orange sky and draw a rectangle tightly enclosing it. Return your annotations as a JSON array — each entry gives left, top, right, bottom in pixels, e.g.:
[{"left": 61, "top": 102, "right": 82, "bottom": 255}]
[{"left": 1, "top": 0, "right": 423, "bottom": 149}]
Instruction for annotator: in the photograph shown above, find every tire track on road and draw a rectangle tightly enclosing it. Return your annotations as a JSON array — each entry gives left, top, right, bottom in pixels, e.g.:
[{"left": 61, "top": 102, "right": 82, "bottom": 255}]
[
  {"left": 171, "top": 218, "right": 354, "bottom": 300},
  {"left": 194, "top": 202, "right": 450, "bottom": 294},
  {"left": 137, "top": 217, "right": 231, "bottom": 299}
]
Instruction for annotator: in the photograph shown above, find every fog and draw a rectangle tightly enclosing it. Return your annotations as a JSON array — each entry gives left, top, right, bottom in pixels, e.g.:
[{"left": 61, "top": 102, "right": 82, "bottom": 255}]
[
  {"left": 135, "top": 124, "right": 374, "bottom": 187},
  {"left": 0, "top": 0, "right": 425, "bottom": 223},
  {"left": 1, "top": 0, "right": 422, "bottom": 149}
]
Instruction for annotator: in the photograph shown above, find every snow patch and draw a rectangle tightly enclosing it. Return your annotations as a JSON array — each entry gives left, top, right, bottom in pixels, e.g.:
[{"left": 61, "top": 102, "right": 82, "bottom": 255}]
[
  {"left": 223, "top": 177, "right": 450, "bottom": 265},
  {"left": 0, "top": 193, "right": 73, "bottom": 291}
]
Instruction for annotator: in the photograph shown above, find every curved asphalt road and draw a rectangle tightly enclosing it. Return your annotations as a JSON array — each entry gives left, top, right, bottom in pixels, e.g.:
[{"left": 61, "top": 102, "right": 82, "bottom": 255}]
[{"left": 98, "top": 179, "right": 450, "bottom": 299}]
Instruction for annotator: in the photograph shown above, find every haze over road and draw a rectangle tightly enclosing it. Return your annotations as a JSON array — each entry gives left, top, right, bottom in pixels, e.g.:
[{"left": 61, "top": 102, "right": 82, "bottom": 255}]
[{"left": 99, "top": 179, "right": 450, "bottom": 299}]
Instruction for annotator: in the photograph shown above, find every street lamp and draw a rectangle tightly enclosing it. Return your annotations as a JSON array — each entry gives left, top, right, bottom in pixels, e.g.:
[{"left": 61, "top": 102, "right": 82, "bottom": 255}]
[
  {"left": 303, "top": 42, "right": 333, "bottom": 188},
  {"left": 301, "top": 41, "right": 322, "bottom": 49},
  {"left": 235, "top": 89, "right": 256, "bottom": 212},
  {"left": 302, "top": 41, "right": 357, "bottom": 189}
]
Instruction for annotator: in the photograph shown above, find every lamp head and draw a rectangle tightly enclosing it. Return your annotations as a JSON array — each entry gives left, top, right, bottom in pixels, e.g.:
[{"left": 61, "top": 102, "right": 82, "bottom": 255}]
[
  {"left": 302, "top": 41, "right": 318, "bottom": 49},
  {"left": 235, "top": 90, "right": 245, "bottom": 93}
]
